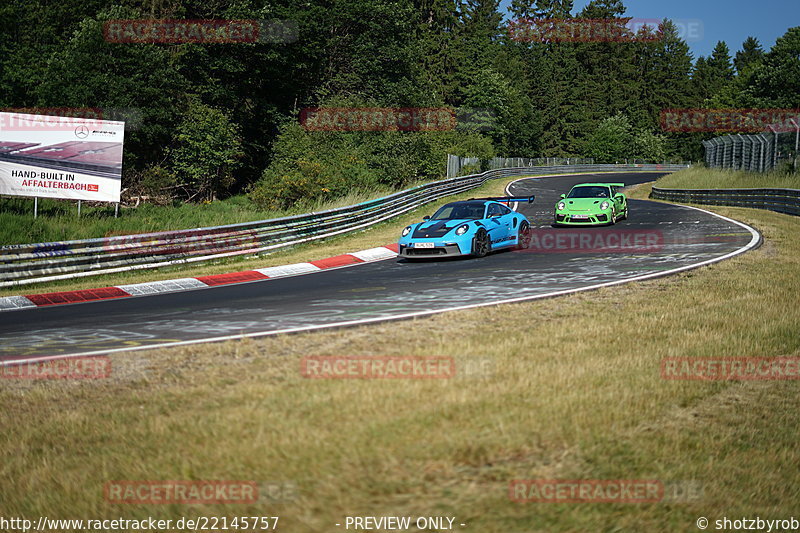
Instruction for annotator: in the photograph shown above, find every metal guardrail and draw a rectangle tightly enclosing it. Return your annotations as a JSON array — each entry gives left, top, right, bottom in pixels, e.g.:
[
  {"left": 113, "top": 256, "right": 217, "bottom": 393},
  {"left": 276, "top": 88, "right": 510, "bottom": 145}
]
[
  {"left": 651, "top": 187, "right": 800, "bottom": 216},
  {"left": 0, "top": 163, "right": 688, "bottom": 287}
]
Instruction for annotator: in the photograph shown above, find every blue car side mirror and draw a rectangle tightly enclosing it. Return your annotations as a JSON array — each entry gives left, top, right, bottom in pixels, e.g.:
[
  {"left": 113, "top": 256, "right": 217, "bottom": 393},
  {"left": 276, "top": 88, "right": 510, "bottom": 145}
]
[{"left": 423, "top": 215, "right": 430, "bottom": 220}]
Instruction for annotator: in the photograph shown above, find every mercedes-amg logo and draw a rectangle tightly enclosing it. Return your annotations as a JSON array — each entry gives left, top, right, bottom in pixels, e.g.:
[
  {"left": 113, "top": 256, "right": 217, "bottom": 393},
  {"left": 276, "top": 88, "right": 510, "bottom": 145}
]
[{"left": 75, "top": 125, "right": 89, "bottom": 139}]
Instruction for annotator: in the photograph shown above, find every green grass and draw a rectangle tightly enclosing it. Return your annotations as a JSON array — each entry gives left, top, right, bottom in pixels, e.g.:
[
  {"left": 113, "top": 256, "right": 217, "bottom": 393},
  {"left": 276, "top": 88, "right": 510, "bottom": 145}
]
[
  {"left": 0, "top": 185, "right": 413, "bottom": 246},
  {"left": 655, "top": 166, "right": 800, "bottom": 190}
]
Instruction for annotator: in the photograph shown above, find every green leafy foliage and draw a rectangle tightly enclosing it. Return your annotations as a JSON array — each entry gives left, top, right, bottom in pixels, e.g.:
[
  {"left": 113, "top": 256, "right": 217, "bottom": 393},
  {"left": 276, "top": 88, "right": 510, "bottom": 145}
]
[
  {"left": 168, "top": 99, "right": 244, "bottom": 201},
  {"left": 250, "top": 122, "right": 494, "bottom": 209},
  {"left": 584, "top": 114, "right": 633, "bottom": 163}
]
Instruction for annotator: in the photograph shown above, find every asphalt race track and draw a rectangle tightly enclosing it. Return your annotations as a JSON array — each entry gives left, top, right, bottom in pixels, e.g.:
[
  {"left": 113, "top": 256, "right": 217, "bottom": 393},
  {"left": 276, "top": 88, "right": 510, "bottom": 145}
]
[{"left": 0, "top": 172, "right": 759, "bottom": 363}]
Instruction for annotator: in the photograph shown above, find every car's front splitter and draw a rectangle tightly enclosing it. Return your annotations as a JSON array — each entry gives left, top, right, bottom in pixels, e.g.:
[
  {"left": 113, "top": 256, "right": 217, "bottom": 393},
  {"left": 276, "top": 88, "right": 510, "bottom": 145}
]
[{"left": 554, "top": 212, "right": 612, "bottom": 225}]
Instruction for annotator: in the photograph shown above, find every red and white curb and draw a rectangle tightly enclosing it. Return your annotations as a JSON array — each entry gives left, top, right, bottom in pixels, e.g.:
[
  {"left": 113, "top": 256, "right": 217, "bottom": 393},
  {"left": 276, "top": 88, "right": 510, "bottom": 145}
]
[{"left": 0, "top": 244, "right": 400, "bottom": 312}]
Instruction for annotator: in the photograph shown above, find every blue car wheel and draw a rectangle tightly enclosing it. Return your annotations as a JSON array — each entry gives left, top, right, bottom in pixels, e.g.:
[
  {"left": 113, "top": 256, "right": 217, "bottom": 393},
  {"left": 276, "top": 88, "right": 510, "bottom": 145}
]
[
  {"left": 472, "top": 228, "right": 490, "bottom": 258},
  {"left": 515, "top": 221, "right": 531, "bottom": 250}
]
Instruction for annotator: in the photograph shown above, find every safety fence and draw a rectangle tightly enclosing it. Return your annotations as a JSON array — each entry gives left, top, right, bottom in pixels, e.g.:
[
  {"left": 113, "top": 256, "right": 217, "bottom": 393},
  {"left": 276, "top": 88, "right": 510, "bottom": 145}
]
[
  {"left": 1, "top": 163, "right": 688, "bottom": 287},
  {"left": 488, "top": 157, "right": 596, "bottom": 170},
  {"left": 702, "top": 120, "right": 800, "bottom": 173},
  {"left": 651, "top": 187, "right": 800, "bottom": 216}
]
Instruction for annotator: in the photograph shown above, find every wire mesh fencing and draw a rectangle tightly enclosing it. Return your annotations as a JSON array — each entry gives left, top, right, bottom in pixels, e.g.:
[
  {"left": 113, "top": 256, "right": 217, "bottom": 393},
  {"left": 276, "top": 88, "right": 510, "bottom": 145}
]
[{"left": 702, "top": 118, "right": 800, "bottom": 173}]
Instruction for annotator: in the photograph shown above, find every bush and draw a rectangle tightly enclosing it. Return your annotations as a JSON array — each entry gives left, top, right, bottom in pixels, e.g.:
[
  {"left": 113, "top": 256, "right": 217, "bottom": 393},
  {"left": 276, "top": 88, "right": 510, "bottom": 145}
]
[
  {"left": 585, "top": 113, "right": 667, "bottom": 163},
  {"left": 250, "top": 121, "right": 495, "bottom": 209},
  {"left": 584, "top": 114, "right": 633, "bottom": 163},
  {"left": 168, "top": 98, "right": 244, "bottom": 201}
]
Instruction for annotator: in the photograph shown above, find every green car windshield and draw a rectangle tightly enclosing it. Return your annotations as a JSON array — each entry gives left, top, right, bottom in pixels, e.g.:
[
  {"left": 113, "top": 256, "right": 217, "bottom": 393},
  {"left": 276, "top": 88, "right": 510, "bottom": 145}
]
[
  {"left": 567, "top": 186, "right": 610, "bottom": 199},
  {"left": 431, "top": 203, "right": 485, "bottom": 220}
]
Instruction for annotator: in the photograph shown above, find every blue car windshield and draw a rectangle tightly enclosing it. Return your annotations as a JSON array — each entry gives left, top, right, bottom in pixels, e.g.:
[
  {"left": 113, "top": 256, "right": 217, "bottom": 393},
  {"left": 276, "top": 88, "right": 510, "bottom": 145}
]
[
  {"left": 567, "top": 186, "right": 610, "bottom": 199},
  {"left": 431, "top": 203, "right": 485, "bottom": 220}
]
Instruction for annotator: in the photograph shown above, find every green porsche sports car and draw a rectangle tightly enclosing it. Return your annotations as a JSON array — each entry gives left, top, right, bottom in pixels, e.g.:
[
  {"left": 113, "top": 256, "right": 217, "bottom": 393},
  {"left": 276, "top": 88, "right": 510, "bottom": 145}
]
[{"left": 554, "top": 182, "right": 628, "bottom": 226}]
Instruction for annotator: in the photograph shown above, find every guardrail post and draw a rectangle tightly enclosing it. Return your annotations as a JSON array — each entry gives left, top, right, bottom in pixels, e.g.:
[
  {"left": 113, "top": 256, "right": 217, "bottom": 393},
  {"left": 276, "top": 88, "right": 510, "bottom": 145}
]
[
  {"left": 757, "top": 134, "right": 767, "bottom": 173},
  {"left": 769, "top": 125, "right": 778, "bottom": 172},
  {"left": 790, "top": 118, "right": 799, "bottom": 173},
  {"left": 737, "top": 135, "right": 745, "bottom": 170},
  {"left": 719, "top": 138, "right": 726, "bottom": 169}
]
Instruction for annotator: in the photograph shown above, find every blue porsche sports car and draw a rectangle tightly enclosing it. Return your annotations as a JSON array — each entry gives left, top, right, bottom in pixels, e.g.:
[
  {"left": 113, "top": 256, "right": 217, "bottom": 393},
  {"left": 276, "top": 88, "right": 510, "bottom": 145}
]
[{"left": 398, "top": 196, "right": 534, "bottom": 258}]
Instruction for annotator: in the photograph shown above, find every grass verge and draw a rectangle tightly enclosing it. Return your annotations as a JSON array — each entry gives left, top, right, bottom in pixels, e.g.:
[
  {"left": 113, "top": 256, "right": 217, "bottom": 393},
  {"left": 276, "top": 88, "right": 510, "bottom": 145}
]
[
  {"left": 1, "top": 171, "right": 798, "bottom": 531},
  {"left": 654, "top": 166, "right": 800, "bottom": 189},
  {"left": 0, "top": 185, "right": 416, "bottom": 245}
]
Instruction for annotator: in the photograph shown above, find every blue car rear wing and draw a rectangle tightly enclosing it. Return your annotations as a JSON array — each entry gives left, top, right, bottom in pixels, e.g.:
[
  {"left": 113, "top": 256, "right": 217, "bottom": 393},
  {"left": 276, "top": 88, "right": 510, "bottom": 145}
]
[{"left": 469, "top": 195, "right": 535, "bottom": 204}]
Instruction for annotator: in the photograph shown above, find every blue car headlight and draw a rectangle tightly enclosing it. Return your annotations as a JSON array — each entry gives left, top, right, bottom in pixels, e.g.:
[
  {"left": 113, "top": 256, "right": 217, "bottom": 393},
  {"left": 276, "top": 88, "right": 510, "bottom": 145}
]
[
  {"left": 600, "top": 201, "right": 609, "bottom": 210},
  {"left": 402, "top": 226, "right": 411, "bottom": 237},
  {"left": 455, "top": 224, "right": 469, "bottom": 236}
]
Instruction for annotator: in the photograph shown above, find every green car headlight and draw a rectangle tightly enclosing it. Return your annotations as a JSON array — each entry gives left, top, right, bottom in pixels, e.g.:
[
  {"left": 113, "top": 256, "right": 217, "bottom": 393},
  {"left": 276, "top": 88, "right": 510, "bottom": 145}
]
[
  {"left": 600, "top": 201, "right": 609, "bottom": 210},
  {"left": 557, "top": 201, "right": 565, "bottom": 210},
  {"left": 402, "top": 226, "right": 411, "bottom": 237},
  {"left": 455, "top": 224, "right": 469, "bottom": 236}
]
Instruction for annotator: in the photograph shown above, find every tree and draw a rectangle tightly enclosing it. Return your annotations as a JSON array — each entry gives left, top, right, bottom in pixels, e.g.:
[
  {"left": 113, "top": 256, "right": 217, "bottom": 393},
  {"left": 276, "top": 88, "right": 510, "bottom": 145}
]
[
  {"left": 631, "top": 128, "right": 666, "bottom": 161},
  {"left": 746, "top": 27, "right": 800, "bottom": 107},
  {"left": 457, "top": 0, "right": 504, "bottom": 94},
  {"left": 734, "top": 36, "right": 765, "bottom": 74},
  {"left": 570, "top": 0, "right": 638, "bottom": 147},
  {"left": 707, "top": 41, "right": 735, "bottom": 80},
  {"left": 463, "top": 68, "right": 540, "bottom": 155},
  {"left": 168, "top": 99, "right": 244, "bottom": 201},
  {"left": 312, "top": 0, "right": 421, "bottom": 105},
  {"left": 508, "top": 0, "right": 573, "bottom": 18},
  {"left": 634, "top": 20, "right": 693, "bottom": 123},
  {"left": 693, "top": 41, "right": 734, "bottom": 103},
  {"left": 415, "top": 0, "right": 465, "bottom": 105},
  {"left": 35, "top": 6, "right": 187, "bottom": 172},
  {"left": 583, "top": 114, "right": 633, "bottom": 163}
]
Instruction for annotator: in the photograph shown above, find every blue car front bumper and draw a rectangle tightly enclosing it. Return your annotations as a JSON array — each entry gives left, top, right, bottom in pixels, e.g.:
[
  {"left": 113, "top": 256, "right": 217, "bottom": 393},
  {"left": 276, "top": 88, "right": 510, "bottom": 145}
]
[{"left": 397, "top": 237, "right": 472, "bottom": 258}]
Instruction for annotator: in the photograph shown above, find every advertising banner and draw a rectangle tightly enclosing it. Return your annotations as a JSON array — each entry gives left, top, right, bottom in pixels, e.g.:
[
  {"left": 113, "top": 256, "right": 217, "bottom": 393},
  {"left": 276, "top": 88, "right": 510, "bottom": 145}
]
[{"left": 0, "top": 111, "right": 125, "bottom": 203}]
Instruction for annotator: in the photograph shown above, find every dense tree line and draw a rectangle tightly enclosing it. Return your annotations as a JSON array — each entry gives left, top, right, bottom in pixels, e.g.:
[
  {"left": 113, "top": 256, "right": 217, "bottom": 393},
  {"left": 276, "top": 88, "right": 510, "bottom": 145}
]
[{"left": 0, "top": 0, "right": 796, "bottom": 207}]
